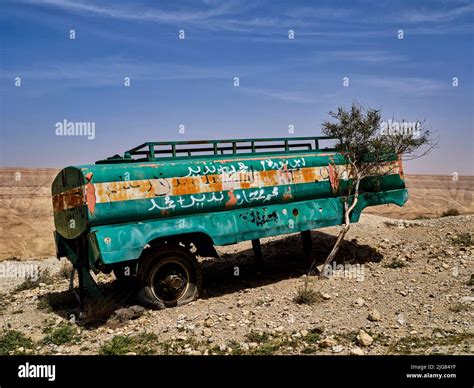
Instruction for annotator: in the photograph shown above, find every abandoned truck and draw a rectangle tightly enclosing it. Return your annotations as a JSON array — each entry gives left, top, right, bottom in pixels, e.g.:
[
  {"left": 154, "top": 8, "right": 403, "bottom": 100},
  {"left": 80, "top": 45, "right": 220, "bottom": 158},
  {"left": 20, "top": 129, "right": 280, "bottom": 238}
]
[{"left": 52, "top": 137, "right": 408, "bottom": 308}]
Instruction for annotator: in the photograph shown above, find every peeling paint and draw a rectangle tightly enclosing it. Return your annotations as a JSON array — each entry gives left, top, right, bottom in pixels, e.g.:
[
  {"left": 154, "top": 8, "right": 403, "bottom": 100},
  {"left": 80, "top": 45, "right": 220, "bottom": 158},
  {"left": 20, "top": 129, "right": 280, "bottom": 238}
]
[
  {"left": 52, "top": 186, "right": 85, "bottom": 212},
  {"left": 283, "top": 186, "right": 293, "bottom": 200},
  {"left": 85, "top": 182, "right": 96, "bottom": 216},
  {"left": 328, "top": 162, "right": 339, "bottom": 193},
  {"left": 226, "top": 189, "right": 237, "bottom": 208}
]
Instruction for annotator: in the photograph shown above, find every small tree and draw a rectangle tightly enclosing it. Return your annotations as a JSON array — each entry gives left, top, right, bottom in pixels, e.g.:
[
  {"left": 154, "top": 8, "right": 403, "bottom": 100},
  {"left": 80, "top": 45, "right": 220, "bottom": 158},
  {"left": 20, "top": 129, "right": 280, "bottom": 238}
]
[{"left": 309, "top": 103, "right": 434, "bottom": 277}]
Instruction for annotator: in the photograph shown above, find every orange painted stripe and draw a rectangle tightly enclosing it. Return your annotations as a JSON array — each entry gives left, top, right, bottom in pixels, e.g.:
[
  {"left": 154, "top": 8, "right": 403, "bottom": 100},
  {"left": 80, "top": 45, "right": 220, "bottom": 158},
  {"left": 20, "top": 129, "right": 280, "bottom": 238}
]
[{"left": 53, "top": 161, "right": 401, "bottom": 211}]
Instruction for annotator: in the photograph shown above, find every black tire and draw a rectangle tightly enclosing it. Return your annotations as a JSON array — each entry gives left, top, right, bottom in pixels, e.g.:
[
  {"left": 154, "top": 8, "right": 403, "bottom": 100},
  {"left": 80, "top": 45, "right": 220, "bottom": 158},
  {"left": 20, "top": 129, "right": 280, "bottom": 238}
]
[{"left": 137, "top": 245, "right": 201, "bottom": 309}]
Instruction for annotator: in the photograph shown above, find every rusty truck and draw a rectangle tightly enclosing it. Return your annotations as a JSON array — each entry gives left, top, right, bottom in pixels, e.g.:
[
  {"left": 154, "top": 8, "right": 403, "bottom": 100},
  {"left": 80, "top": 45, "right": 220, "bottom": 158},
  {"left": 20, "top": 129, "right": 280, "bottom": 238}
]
[{"left": 52, "top": 137, "right": 408, "bottom": 309}]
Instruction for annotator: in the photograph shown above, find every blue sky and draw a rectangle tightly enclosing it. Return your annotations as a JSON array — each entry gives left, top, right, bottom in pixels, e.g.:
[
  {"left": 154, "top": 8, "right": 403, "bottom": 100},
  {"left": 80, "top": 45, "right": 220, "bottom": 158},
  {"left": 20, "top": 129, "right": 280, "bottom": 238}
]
[{"left": 0, "top": 0, "right": 473, "bottom": 174}]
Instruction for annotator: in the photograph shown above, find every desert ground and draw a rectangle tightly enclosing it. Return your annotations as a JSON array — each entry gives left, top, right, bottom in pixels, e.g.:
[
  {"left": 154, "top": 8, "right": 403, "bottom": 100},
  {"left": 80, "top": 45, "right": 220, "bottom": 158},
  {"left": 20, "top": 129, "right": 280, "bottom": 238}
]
[{"left": 0, "top": 168, "right": 472, "bottom": 355}]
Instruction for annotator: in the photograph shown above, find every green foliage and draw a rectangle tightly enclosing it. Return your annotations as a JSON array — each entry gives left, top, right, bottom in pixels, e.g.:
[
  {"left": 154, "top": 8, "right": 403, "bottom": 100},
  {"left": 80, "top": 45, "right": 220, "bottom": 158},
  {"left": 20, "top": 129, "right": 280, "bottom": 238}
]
[
  {"left": 100, "top": 335, "right": 134, "bottom": 355},
  {"left": 387, "top": 332, "right": 474, "bottom": 354},
  {"left": 304, "top": 330, "right": 322, "bottom": 344},
  {"left": 451, "top": 233, "right": 471, "bottom": 245},
  {"left": 99, "top": 333, "right": 159, "bottom": 355},
  {"left": 42, "top": 324, "right": 79, "bottom": 345},
  {"left": 322, "top": 103, "right": 432, "bottom": 193},
  {"left": 294, "top": 278, "right": 320, "bottom": 305},
  {"left": 0, "top": 330, "right": 34, "bottom": 355},
  {"left": 245, "top": 331, "right": 270, "bottom": 343}
]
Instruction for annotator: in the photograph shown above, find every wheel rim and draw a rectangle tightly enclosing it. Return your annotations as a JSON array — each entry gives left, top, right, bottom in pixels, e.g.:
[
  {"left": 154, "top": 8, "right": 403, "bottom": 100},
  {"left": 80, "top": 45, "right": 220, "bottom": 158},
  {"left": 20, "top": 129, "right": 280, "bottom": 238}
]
[{"left": 150, "top": 258, "right": 191, "bottom": 304}]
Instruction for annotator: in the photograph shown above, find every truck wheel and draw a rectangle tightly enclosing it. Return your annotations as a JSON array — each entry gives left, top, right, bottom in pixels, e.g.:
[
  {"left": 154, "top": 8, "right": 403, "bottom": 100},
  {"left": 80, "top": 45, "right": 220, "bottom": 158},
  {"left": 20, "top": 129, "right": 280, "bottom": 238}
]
[{"left": 137, "top": 245, "right": 201, "bottom": 309}]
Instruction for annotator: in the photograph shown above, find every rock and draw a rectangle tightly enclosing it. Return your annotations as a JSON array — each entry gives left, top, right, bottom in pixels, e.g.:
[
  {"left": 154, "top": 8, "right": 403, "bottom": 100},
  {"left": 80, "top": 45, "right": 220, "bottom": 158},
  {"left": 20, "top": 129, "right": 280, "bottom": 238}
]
[
  {"left": 368, "top": 309, "right": 381, "bottom": 322},
  {"left": 321, "top": 293, "right": 332, "bottom": 300},
  {"left": 350, "top": 347, "right": 365, "bottom": 355},
  {"left": 110, "top": 305, "right": 145, "bottom": 323},
  {"left": 319, "top": 338, "right": 338, "bottom": 348},
  {"left": 275, "top": 326, "right": 285, "bottom": 333},
  {"left": 300, "top": 329, "right": 309, "bottom": 337},
  {"left": 176, "top": 335, "right": 188, "bottom": 341},
  {"left": 225, "top": 314, "right": 233, "bottom": 321},
  {"left": 400, "top": 291, "right": 408, "bottom": 297},
  {"left": 190, "top": 350, "right": 202, "bottom": 356},
  {"left": 354, "top": 298, "right": 365, "bottom": 306},
  {"left": 248, "top": 342, "right": 258, "bottom": 349},
  {"left": 202, "top": 328, "right": 213, "bottom": 338},
  {"left": 204, "top": 318, "right": 214, "bottom": 327},
  {"left": 357, "top": 330, "right": 373, "bottom": 346},
  {"left": 107, "top": 329, "right": 114, "bottom": 334},
  {"left": 17, "top": 347, "right": 25, "bottom": 352},
  {"left": 332, "top": 345, "right": 344, "bottom": 353},
  {"left": 125, "top": 352, "right": 137, "bottom": 356},
  {"left": 397, "top": 314, "right": 406, "bottom": 326},
  {"left": 459, "top": 296, "right": 474, "bottom": 304},
  {"left": 311, "top": 326, "right": 325, "bottom": 334}
]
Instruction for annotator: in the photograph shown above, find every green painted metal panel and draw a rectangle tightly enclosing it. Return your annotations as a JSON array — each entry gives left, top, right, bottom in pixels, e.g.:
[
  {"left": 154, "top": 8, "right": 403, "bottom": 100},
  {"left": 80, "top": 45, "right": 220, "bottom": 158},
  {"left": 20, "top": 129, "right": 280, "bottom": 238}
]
[{"left": 89, "top": 188, "right": 407, "bottom": 267}]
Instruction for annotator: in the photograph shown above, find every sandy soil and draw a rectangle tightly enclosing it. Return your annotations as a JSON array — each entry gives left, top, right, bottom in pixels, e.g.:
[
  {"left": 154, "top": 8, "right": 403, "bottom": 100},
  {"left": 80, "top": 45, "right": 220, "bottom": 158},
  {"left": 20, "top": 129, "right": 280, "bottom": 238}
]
[{"left": 0, "top": 214, "right": 472, "bottom": 355}]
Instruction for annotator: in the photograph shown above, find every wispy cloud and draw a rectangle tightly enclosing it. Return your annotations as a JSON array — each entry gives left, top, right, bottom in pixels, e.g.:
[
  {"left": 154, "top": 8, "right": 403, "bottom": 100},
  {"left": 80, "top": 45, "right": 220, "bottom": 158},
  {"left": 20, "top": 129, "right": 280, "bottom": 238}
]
[
  {"left": 364, "top": 76, "right": 446, "bottom": 96},
  {"left": 18, "top": 0, "right": 474, "bottom": 37},
  {"left": 239, "top": 87, "right": 316, "bottom": 104},
  {"left": 0, "top": 56, "right": 235, "bottom": 85},
  {"left": 327, "top": 50, "right": 407, "bottom": 64},
  {"left": 398, "top": 2, "right": 474, "bottom": 23},
  {"left": 26, "top": 0, "right": 239, "bottom": 23}
]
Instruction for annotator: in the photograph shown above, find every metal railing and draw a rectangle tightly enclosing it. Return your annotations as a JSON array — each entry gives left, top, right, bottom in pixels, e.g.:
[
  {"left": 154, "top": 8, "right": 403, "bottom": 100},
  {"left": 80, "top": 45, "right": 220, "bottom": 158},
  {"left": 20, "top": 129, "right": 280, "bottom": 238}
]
[{"left": 97, "top": 136, "right": 339, "bottom": 163}]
